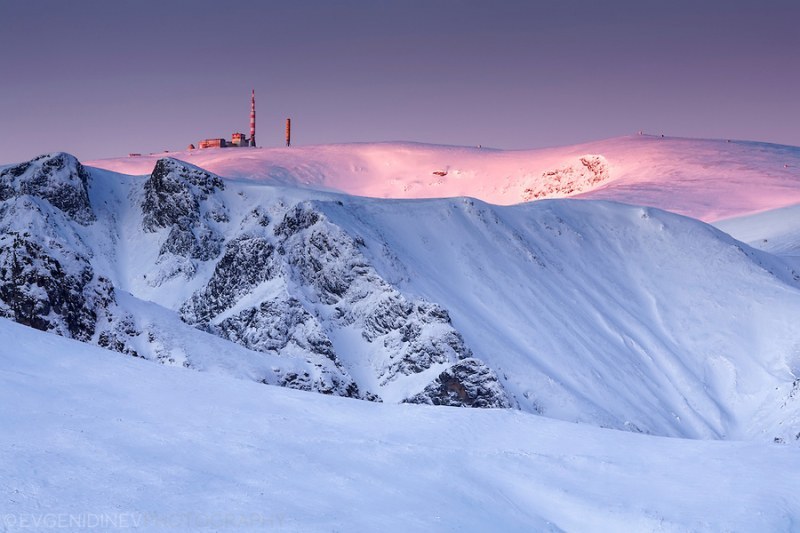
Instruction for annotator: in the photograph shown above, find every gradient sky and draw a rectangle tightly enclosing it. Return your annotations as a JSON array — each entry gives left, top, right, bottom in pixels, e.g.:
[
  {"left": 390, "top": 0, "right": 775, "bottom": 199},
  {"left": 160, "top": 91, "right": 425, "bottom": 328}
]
[{"left": 1, "top": 0, "right": 798, "bottom": 163}]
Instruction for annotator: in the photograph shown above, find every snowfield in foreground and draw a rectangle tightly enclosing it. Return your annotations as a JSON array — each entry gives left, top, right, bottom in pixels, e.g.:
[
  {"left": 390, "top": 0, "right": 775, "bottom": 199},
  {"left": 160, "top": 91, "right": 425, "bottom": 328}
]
[{"left": 2, "top": 317, "right": 799, "bottom": 532}]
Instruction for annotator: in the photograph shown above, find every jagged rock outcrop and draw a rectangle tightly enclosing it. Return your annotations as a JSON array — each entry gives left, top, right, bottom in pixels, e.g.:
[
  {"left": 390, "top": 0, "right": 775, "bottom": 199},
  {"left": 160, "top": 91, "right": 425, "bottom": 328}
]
[
  {"left": 362, "top": 294, "right": 473, "bottom": 384},
  {"left": 142, "top": 158, "right": 226, "bottom": 232},
  {"left": 217, "top": 297, "right": 333, "bottom": 356},
  {"left": 0, "top": 232, "right": 109, "bottom": 340},
  {"left": 0, "top": 152, "right": 95, "bottom": 224},
  {"left": 404, "top": 359, "right": 514, "bottom": 408},
  {"left": 0, "top": 152, "right": 512, "bottom": 410},
  {"left": 215, "top": 297, "right": 366, "bottom": 398},
  {"left": 179, "top": 200, "right": 496, "bottom": 403},
  {"left": 0, "top": 154, "right": 144, "bottom": 356},
  {"left": 141, "top": 159, "right": 228, "bottom": 285},
  {"left": 180, "top": 236, "right": 276, "bottom": 324},
  {"left": 275, "top": 203, "right": 475, "bottom": 384}
]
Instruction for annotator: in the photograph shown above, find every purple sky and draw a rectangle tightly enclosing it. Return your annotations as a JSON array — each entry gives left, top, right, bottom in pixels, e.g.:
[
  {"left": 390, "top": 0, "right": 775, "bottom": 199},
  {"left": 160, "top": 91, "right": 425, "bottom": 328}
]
[{"left": 1, "top": 0, "right": 798, "bottom": 164}]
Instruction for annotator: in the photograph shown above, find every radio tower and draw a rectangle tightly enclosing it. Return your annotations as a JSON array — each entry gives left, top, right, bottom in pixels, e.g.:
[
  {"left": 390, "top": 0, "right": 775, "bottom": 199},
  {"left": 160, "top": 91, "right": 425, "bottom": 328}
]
[{"left": 249, "top": 89, "right": 256, "bottom": 147}]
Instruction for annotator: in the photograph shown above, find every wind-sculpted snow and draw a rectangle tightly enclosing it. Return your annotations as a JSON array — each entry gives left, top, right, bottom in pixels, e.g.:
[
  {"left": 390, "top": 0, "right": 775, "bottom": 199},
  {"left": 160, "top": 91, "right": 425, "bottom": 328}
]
[{"left": 5, "top": 318, "right": 800, "bottom": 531}]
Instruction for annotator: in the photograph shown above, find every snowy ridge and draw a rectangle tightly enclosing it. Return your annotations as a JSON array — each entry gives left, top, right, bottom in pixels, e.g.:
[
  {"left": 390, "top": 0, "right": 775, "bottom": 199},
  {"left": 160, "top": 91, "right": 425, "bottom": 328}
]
[
  {"left": 2, "top": 149, "right": 800, "bottom": 442},
  {"left": 88, "top": 135, "right": 800, "bottom": 221}
]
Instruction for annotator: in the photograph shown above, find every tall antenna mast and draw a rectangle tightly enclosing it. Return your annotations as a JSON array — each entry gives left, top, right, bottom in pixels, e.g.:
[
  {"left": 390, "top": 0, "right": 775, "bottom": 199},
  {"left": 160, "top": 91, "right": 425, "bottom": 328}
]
[{"left": 249, "top": 89, "right": 256, "bottom": 147}]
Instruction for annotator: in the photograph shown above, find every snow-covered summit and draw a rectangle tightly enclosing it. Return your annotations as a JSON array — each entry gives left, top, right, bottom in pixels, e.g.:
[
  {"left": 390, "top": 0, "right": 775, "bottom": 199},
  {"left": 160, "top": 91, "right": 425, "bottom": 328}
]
[
  {"left": 1, "top": 151, "right": 95, "bottom": 224},
  {"left": 88, "top": 135, "right": 800, "bottom": 221}
]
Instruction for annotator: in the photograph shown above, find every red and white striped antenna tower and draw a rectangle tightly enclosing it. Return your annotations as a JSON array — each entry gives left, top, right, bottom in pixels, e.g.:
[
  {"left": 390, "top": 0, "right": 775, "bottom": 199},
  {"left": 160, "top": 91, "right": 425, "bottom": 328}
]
[{"left": 249, "top": 89, "right": 256, "bottom": 147}]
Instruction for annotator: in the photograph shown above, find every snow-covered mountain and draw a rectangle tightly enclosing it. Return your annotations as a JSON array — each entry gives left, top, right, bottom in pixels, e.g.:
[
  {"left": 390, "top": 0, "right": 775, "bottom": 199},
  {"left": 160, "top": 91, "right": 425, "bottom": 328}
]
[
  {"left": 5, "top": 138, "right": 800, "bottom": 530},
  {"left": 89, "top": 135, "right": 800, "bottom": 221},
  {"left": 3, "top": 147, "right": 800, "bottom": 443}
]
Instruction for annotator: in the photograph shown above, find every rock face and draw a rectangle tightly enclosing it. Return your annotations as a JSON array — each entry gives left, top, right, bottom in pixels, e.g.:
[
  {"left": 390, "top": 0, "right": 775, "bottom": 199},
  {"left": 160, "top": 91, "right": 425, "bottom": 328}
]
[
  {"left": 141, "top": 158, "right": 228, "bottom": 284},
  {"left": 273, "top": 203, "right": 476, "bottom": 385},
  {"left": 142, "top": 158, "right": 227, "bottom": 233},
  {"left": 0, "top": 154, "right": 123, "bottom": 347},
  {"left": 181, "top": 236, "right": 275, "bottom": 324},
  {"left": 180, "top": 199, "right": 503, "bottom": 403},
  {"left": 0, "top": 231, "right": 108, "bottom": 340},
  {"left": 405, "top": 359, "right": 514, "bottom": 408},
  {"left": 180, "top": 203, "right": 367, "bottom": 399},
  {"left": 0, "top": 153, "right": 513, "bottom": 411},
  {"left": 0, "top": 152, "right": 95, "bottom": 224}
]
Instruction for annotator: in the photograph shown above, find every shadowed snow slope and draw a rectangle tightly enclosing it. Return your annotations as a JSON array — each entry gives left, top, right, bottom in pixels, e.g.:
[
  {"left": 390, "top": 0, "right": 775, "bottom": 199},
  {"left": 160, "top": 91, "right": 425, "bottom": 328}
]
[
  {"left": 2, "top": 317, "right": 799, "bottom": 532},
  {"left": 316, "top": 196, "right": 800, "bottom": 440},
  {"left": 87, "top": 135, "right": 800, "bottom": 221}
]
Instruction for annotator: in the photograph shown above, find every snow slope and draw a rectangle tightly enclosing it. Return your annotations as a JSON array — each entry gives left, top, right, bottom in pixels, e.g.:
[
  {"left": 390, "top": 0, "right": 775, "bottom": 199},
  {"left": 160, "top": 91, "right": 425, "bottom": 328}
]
[
  {"left": 716, "top": 204, "right": 800, "bottom": 260},
  {"left": 4, "top": 151, "right": 800, "bottom": 442},
  {"left": 87, "top": 157, "right": 800, "bottom": 440},
  {"left": 2, "top": 317, "right": 799, "bottom": 532},
  {"left": 88, "top": 135, "right": 800, "bottom": 221},
  {"left": 317, "top": 196, "right": 800, "bottom": 440}
]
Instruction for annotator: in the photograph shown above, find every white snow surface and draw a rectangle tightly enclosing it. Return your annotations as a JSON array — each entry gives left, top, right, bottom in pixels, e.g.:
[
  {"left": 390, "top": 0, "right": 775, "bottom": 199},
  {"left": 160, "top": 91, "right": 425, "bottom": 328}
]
[
  {"left": 2, "top": 317, "right": 799, "bottom": 532},
  {"left": 7, "top": 136, "right": 800, "bottom": 529},
  {"left": 2, "top": 142, "right": 798, "bottom": 441},
  {"left": 73, "top": 159, "right": 800, "bottom": 440},
  {"left": 88, "top": 135, "right": 800, "bottom": 221}
]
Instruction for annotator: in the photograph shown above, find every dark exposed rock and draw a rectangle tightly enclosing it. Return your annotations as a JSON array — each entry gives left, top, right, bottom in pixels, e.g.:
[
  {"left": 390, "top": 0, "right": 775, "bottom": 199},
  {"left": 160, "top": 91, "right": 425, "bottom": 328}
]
[
  {"left": 274, "top": 204, "right": 319, "bottom": 237},
  {"left": 269, "top": 370, "right": 363, "bottom": 399},
  {"left": 216, "top": 297, "right": 336, "bottom": 359},
  {"left": 363, "top": 295, "right": 473, "bottom": 383},
  {"left": 0, "top": 152, "right": 95, "bottom": 224},
  {"left": 404, "top": 359, "right": 514, "bottom": 409},
  {"left": 276, "top": 205, "right": 372, "bottom": 305},
  {"left": 181, "top": 236, "right": 275, "bottom": 324},
  {"left": 141, "top": 158, "right": 227, "bottom": 272},
  {"left": 142, "top": 158, "right": 224, "bottom": 232},
  {"left": 248, "top": 207, "right": 271, "bottom": 227},
  {"left": 0, "top": 232, "right": 110, "bottom": 341},
  {"left": 0, "top": 153, "right": 505, "bottom": 410},
  {"left": 159, "top": 224, "right": 223, "bottom": 261},
  {"left": 97, "top": 315, "right": 141, "bottom": 358}
]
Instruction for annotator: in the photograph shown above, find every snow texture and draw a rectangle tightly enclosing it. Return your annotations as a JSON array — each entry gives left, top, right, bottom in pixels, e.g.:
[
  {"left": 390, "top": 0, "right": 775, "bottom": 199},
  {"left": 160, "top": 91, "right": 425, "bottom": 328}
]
[
  {"left": 2, "top": 318, "right": 800, "bottom": 532},
  {"left": 2, "top": 144, "right": 800, "bottom": 443},
  {"left": 90, "top": 135, "right": 800, "bottom": 221}
]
